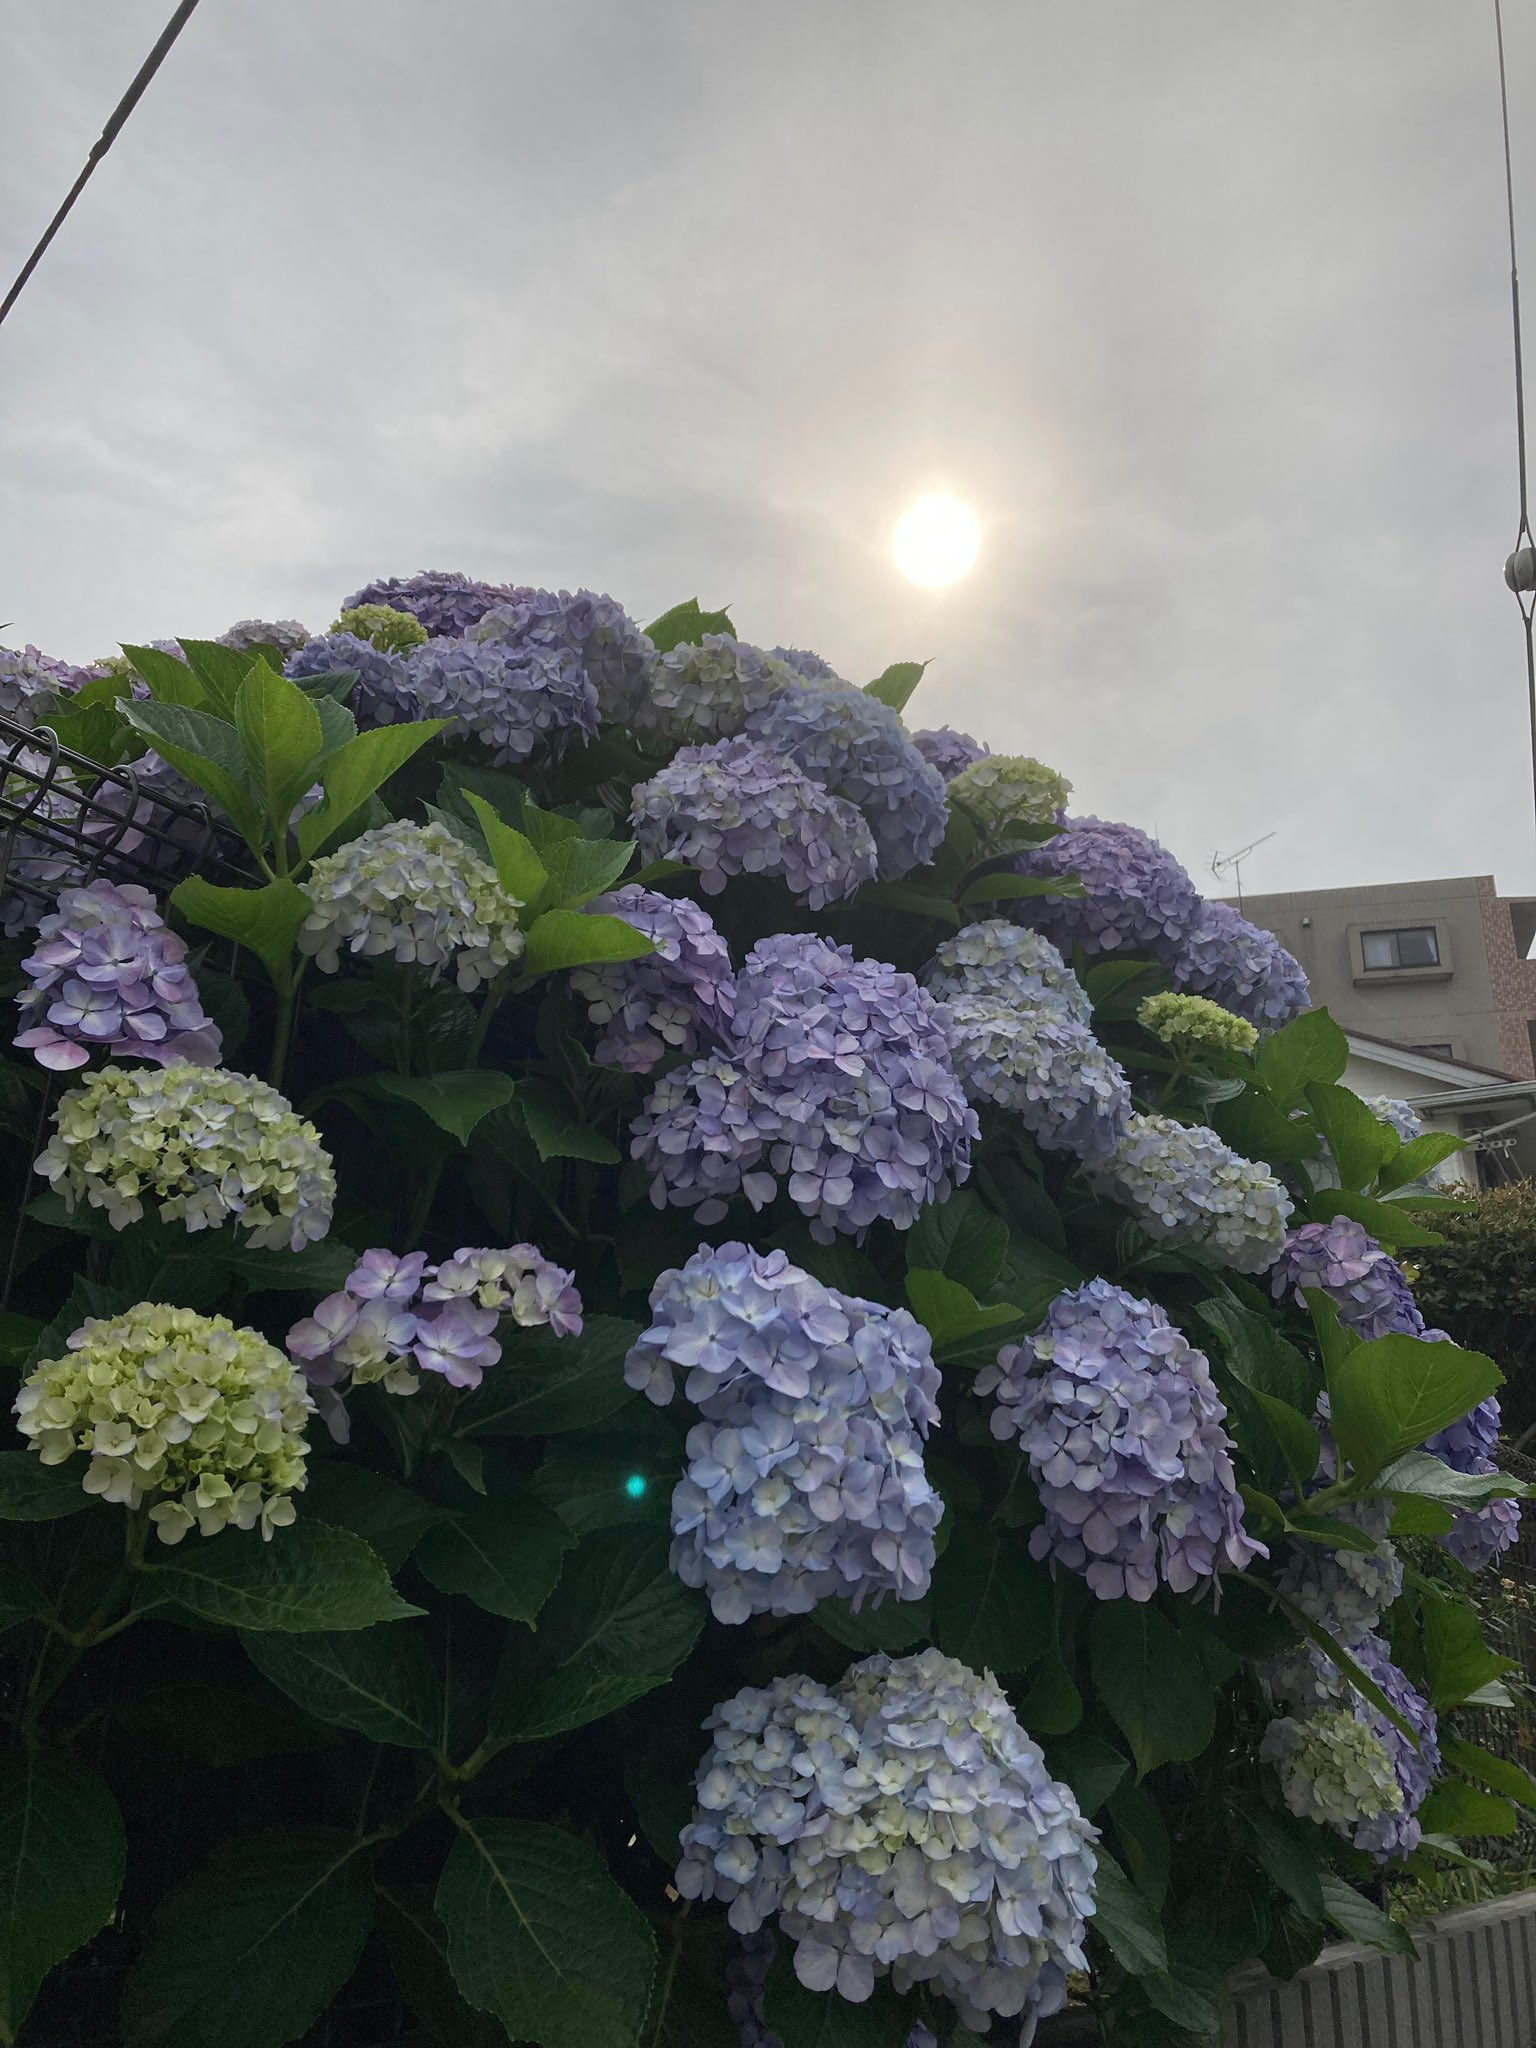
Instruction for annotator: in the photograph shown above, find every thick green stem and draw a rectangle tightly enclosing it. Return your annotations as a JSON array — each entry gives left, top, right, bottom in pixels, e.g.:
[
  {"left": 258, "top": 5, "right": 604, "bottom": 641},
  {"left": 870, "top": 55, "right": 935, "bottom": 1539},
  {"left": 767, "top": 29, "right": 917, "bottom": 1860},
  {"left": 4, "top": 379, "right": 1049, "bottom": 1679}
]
[{"left": 269, "top": 965, "right": 305, "bottom": 1091}]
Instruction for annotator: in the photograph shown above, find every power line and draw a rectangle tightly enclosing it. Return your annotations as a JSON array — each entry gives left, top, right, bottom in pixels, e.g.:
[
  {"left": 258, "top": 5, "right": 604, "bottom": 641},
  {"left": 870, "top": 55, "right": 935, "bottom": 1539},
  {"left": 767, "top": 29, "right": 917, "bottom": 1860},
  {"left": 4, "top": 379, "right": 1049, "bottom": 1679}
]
[
  {"left": 1493, "top": 0, "right": 1536, "bottom": 855},
  {"left": 0, "top": 0, "right": 203, "bottom": 335}
]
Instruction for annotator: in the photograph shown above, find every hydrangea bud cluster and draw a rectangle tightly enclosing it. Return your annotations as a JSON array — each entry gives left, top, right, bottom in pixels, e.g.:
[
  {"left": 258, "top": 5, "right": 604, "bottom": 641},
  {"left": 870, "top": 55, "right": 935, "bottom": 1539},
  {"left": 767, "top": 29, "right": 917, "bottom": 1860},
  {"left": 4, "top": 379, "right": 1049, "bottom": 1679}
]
[
  {"left": 1365, "top": 1096, "right": 1423, "bottom": 1145},
  {"left": 339, "top": 570, "right": 518, "bottom": 639},
  {"left": 924, "top": 919, "right": 1092, "bottom": 1023},
  {"left": 14, "top": 1303, "right": 313, "bottom": 1544},
  {"left": 1269, "top": 1217, "right": 1423, "bottom": 1341},
  {"left": 569, "top": 886, "right": 735, "bottom": 1072},
  {"left": 1012, "top": 818, "right": 1201, "bottom": 957},
  {"left": 473, "top": 588, "right": 657, "bottom": 727},
  {"left": 630, "top": 737, "right": 878, "bottom": 910},
  {"left": 37, "top": 1060, "right": 334, "bottom": 1247},
  {"left": 1425, "top": 1397, "right": 1523, "bottom": 1572},
  {"left": 330, "top": 604, "right": 429, "bottom": 655},
  {"left": 1170, "top": 899, "right": 1310, "bottom": 1029},
  {"left": 404, "top": 635, "right": 598, "bottom": 764},
  {"left": 676, "top": 1647, "right": 1097, "bottom": 2031},
  {"left": 1090, "top": 1112, "right": 1293, "bottom": 1272},
  {"left": 15, "top": 879, "right": 222, "bottom": 1071},
  {"left": 1275, "top": 1499, "right": 1402, "bottom": 1643},
  {"left": 286, "top": 631, "right": 416, "bottom": 726},
  {"left": 298, "top": 820, "right": 523, "bottom": 990},
  {"left": 910, "top": 726, "right": 990, "bottom": 782},
  {"left": 218, "top": 618, "right": 311, "bottom": 656},
  {"left": 625, "top": 1243, "right": 941, "bottom": 1622},
  {"left": 978, "top": 1280, "right": 1261, "bottom": 1600},
  {"left": 1136, "top": 990, "right": 1258, "bottom": 1058},
  {"left": 287, "top": 1243, "right": 582, "bottom": 1416},
  {"left": 630, "top": 936, "right": 976, "bottom": 1242},
  {"left": 943, "top": 994, "right": 1130, "bottom": 1163},
  {"left": 634, "top": 635, "right": 797, "bottom": 741},
  {"left": 948, "top": 754, "right": 1072, "bottom": 832},
  {"left": 742, "top": 685, "right": 948, "bottom": 879}
]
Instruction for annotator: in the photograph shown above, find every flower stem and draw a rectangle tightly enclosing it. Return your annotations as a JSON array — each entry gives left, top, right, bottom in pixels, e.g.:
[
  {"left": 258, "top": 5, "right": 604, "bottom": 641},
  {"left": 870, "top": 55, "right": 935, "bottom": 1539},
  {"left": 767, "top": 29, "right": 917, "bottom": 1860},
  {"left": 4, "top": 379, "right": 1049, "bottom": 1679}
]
[{"left": 269, "top": 966, "right": 305, "bottom": 1091}]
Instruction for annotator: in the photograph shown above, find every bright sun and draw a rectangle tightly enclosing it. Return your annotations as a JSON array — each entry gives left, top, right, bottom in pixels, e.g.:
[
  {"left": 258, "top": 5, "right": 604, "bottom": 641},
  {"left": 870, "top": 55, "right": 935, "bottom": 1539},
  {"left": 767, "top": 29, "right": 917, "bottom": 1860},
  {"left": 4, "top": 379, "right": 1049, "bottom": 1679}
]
[{"left": 893, "top": 493, "right": 981, "bottom": 588}]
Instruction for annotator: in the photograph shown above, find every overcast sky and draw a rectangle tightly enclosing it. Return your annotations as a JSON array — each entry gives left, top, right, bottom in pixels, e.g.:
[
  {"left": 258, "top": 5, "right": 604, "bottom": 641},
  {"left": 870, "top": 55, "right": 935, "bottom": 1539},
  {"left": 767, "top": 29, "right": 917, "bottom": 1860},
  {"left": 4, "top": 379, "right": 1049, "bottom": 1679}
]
[{"left": 3, "top": 2, "right": 1535, "bottom": 899}]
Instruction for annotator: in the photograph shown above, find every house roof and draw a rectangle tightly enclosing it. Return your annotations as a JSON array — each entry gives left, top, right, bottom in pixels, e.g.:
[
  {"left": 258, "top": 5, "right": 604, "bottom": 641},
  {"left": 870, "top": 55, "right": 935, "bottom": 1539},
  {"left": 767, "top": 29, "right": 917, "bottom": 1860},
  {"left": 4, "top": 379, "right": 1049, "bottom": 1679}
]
[{"left": 1343, "top": 1031, "right": 1519, "bottom": 1088}]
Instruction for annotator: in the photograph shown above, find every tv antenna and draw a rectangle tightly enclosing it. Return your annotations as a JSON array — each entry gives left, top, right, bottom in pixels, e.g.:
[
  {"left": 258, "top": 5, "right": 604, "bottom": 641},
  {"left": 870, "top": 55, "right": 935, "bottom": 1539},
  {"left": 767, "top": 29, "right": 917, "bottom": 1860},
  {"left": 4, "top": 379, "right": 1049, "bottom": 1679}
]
[{"left": 1210, "top": 832, "right": 1275, "bottom": 913}]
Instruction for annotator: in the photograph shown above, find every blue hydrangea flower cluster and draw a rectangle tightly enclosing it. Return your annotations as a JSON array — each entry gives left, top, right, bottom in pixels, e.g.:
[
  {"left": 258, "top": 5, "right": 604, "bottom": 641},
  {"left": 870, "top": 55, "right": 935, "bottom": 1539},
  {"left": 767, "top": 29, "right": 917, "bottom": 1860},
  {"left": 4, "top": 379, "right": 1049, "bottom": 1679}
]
[
  {"left": 624, "top": 1243, "right": 942, "bottom": 1623},
  {"left": 218, "top": 619, "right": 311, "bottom": 656},
  {"left": 474, "top": 588, "right": 657, "bottom": 727},
  {"left": 1012, "top": 817, "right": 1201, "bottom": 957},
  {"left": 943, "top": 994, "right": 1130, "bottom": 1162},
  {"left": 0, "top": 642, "right": 85, "bottom": 721},
  {"left": 1426, "top": 1398, "right": 1523, "bottom": 1572},
  {"left": 910, "top": 726, "right": 990, "bottom": 782},
  {"left": 630, "top": 936, "right": 976, "bottom": 1242},
  {"left": 1365, "top": 1096, "right": 1423, "bottom": 1143},
  {"left": 339, "top": 570, "right": 518, "bottom": 639},
  {"left": 15, "top": 879, "right": 221, "bottom": 1072},
  {"left": 634, "top": 635, "right": 798, "bottom": 741},
  {"left": 405, "top": 635, "right": 598, "bottom": 764},
  {"left": 569, "top": 886, "right": 735, "bottom": 1072},
  {"left": 1269, "top": 1217, "right": 1424, "bottom": 1340},
  {"left": 676, "top": 1647, "right": 1097, "bottom": 2031},
  {"left": 630, "top": 736, "right": 878, "bottom": 910},
  {"left": 925, "top": 919, "right": 1092, "bottom": 1022},
  {"left": 743, "top": 685, "right": 948, "bottom": 880},
  {"left": 1170, "top": 899, "right": 1310, "bottom": 1029},
  {"left": 767, "top": 645, "right": 843, "bottom": 684},
  {"left": 1090, "top": 1111, "right": 1293, "bottom": 1272},
  {"left": 978, "top": 1280, "right": 1261, "bottom": 1600},
  {"left": 286, "top": 631, "right": 416, "bottom": 727},
  {"left": 1275, "top": 1498, "right": 1403, "bottom": 1642}
]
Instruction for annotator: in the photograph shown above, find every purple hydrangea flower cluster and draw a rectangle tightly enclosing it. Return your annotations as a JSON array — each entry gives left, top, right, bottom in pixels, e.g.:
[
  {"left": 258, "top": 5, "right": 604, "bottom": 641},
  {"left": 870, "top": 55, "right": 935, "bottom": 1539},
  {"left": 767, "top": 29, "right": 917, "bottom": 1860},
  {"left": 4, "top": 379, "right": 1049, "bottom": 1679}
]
[
  {"left": 338, "top": 570, "right": 518, "bottom": 639},
  {"left": 287, "top": 1243, "right": 582, "bottom": 1434},
  {"left": 1269, "top": 1217, "right": 1424, "bottom": 1340},
  {"left": 1425, "top": 1398, "right": 1523, "bottom": 1571},
  {"left": 285, "top": 631, "right": 416, "bottom": 727},
  {"left": 1170, "top": 899, "right": 1310, "bottom": 1029},
  {"left": 625, "top": 1243, "right": 942, "bottom": 1622},
  {"left": 1011, "top": 817, "right": 1201, "bottom": 957},
  {"left": 630, "top": 736, "right": 878, "bottom": 910},
  {"left": 910, "top": 726, "right": 990, "bottom": 782},
  {"left": 217, "top": 619, "right": 311, "bottom": 656},
  {"left": 767, "top": 645, "right": 843, "bottom": 684},
  {"left": 743, "top": 685, "right": 948, "bottom": 880},
  {"left": 474, "top": 588, "right": 657, "bottom": 728},
  {"left": 404, "top": 635, "right": 598, "bottom": 764},
  {"left": 1090, "top": 1111, "right": 1293, "bottom": 1272},
  {"left": 1275, "top": 1498, "right": 1402, "bottom": 1642},
  {"left": 943, "top": 995, "right": 1129, "bottom": 1162},
  {"left": 1, "top": 642, "right": 86, "bottom": 720},
  {"left": 634, "top": 635, "right": 797, "bottom": 742},
  {"left": 925, "top": 918, "right": 1092, "bottom": 1022},
  {"left": 569, "top": 886, "right": 735, "bottom": 1072},
  {"left": 15, "top": 879, "right": 221, "bottom": 1072},
  {"left": 978, "top": 1280, "right": 1262, "bottom": 1600},
  {"left": 631, "top": 936, "right": 977, "bottom": 1242},
  {"left": 677, "top": 1647, "right": 1097, "bottom": 2030}
]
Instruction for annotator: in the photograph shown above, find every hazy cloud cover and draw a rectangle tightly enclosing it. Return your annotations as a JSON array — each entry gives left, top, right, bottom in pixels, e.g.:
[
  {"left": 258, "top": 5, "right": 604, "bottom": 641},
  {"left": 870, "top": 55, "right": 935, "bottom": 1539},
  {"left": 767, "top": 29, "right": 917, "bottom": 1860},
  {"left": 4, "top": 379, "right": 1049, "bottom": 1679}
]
[{"left": 3, "top": 1, "right": 1534, "bottom": 898}]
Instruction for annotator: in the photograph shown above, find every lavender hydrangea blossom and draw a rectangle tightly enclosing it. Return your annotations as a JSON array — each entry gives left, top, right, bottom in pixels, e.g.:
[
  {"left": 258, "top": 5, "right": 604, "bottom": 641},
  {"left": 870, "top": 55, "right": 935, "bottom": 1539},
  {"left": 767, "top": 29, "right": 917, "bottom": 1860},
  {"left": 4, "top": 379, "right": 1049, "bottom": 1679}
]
[
  {"left": 298, "top": 820, "right": 523, "bottom": 990},
  {"left": 339, "top": 570, "right": 518, "bottom": 639},
  {"left": 1090, "top": 1111, "right": 1293, "bottom": 1272},
  {"left": 625, "top": 1243, "right": 942, "bottom": 1621},
  {"left": 15, "top": 879, "right": 221, "bottom": 1071},
  {"left": 474, "top": 588, "right": 657, "bottom": 727},
  {"left": 943, "top": 993, "right": 1130, "bottom": 1163},
  {"left": 743, "top": 685, "right": 948, "bottom": 879},
  {"left": 570, "top": 886, "right": 735, "bottom": 1072},
  {"left": 217, "top": 619, "right": 312, "bottom": 656},
  {"left": 1269, "top": 1217, "right": 1423, "bottom": 1341},
  {"left": 1274, "top": 1498, "right": 1402, "bottom": 1643},
  {"left": 630, "top": 736, "right": 878, "bottom": 910},
  {"left": 1012, "top": 817, "right": 1201, "bottom": 957},
  {"left": 633, "top": 635, "right": 797, "bottom": 741},
  {"left": 925, "top": 919, "right": 1092, "bottom": 1023},
  {"left": 1, "top": 642, "right": 88, "bottom": 719},
  {"left": 677, "top": 1647, "right": 1097, "bottom": 2031},
  {"left": 767, "top": 645, "right": 843, "bottom": 684},
  {"left": 1425, "top": 1398, "right": 1522, "bottom": 1571},
  {"left": 910, "top": 726, "right": 990, "bottom": 782},
  {"left": 978, "top": 1280, "right": 1262, "bottom": 1600},
  {"left": 1170, "top": 899, "right": 1310, "bottom": 1029},
  {"left": 285, "top": 631, "right": 416, "bottom": 727},
  {"left": 1365, "top": 1096, "right": 1423, "bottom": 1144},
  {"left": 405, "top": 635, "right": 598, "bottom": 764}
]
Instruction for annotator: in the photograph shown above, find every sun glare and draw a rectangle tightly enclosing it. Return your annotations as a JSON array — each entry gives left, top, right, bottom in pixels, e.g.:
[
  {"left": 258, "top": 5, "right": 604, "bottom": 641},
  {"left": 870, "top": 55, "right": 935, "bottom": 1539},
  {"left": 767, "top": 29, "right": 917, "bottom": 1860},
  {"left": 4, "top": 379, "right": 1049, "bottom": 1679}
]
[{"left": 893, "top": 493, "right": 981, "bottom": 588}]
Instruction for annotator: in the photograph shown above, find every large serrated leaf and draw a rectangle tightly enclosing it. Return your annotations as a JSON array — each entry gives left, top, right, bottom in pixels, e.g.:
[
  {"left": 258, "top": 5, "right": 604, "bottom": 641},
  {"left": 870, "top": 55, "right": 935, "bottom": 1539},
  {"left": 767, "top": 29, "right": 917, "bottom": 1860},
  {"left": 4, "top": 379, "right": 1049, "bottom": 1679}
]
[
  {"left": 415, "top": 1490, "right": 575, "bottom": 1623},
  {"left": 457, "top": 1316, "right": 641, "bottom": 1437},
  {"left": 0, "top": 1451, "right": 93, "bottom": 1522},
  {"left": 0, "top": 1750, "right": 125, "bottom": 2041},
  {"left": 1088, "top": 1601, "right": 1215, "bottom": 1777},
  {"left": 241, "top": 1623, "right": 444, "bottom": 1749},
  {"left": 145, "top": 1521, "right": 420, "bottom": 1633}
]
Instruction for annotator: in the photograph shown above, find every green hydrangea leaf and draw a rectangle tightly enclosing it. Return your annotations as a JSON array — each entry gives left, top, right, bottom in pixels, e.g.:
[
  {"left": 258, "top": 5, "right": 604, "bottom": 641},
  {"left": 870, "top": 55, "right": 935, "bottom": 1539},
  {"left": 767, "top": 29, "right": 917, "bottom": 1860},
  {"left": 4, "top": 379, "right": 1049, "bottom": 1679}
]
[
  {"left": 146, "top": 1521, "right": 421, "bottom": 1633},
  {"left": 0, "top": 1750, "right": 125, "bottom": 2042}
]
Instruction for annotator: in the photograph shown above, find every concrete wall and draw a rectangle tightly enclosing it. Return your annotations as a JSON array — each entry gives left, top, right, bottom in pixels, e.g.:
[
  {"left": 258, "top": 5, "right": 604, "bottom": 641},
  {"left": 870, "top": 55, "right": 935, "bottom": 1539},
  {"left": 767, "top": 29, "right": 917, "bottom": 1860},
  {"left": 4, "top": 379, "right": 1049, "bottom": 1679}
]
[{"left": 1226, "top": 1889, "right": 1536, "bottom": 2047}]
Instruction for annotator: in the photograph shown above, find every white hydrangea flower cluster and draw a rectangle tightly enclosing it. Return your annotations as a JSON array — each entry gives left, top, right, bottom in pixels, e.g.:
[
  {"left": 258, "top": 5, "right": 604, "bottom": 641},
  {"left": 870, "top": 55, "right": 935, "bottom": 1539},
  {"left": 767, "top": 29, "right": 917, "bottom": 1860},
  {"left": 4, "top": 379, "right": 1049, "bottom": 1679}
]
[
  {"left": 924, "top": 919, "right": 1091, "bottom": 1023},
  {"left": 14, "top": 1303, "right": 313, "bottom": 1543},
  {"left": 1136, "top": 990, "right": 1258, "bottom": 1058},
  {"left": 948, "top": 754, "right": 1072, "bottom": 832},
  {"left": 35, "top": 1061, "right": 336, "bottom": 1249},
  {"left": 633, "top": 634, "right": 798, "bottom": 741},
  {"left": 1089, "top": 1111, "right": 1293, "bottom": 1273},
  {"left": 677, "top": 1647, "right": 1097, "bottom": 2034},
  {"left": 298, "top": 820, "right": 523, "bottom": 992},
  {"left": 1261, "top": 1708, "right": 1405, "bottom": 1838}
]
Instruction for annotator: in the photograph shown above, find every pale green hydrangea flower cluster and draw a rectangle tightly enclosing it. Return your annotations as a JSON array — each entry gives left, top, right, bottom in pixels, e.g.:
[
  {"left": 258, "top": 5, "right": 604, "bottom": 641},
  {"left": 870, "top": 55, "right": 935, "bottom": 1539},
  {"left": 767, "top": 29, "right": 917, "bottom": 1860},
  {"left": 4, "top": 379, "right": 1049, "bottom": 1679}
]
[
  {"left": 948, "top": 753, "right": 1072, "bottom": 832},
  {"left": 1260, "top": 1707, "right": 1405, "bottom": 1835},
  {"left": 1137, "top": 990, "right": 1259, "bottom": 1057},
  {"left": 329, "top": 603, "right": 429, "bottom": 655},
  {"left": 14, "top": 1302, "right": 314, "bottom": 1543},
  {"left": 299, "top": 820, "right": 523, "bottom": 991},
  {"left": 35, "top": 1060, "right": 336, "bottom": 1249}
]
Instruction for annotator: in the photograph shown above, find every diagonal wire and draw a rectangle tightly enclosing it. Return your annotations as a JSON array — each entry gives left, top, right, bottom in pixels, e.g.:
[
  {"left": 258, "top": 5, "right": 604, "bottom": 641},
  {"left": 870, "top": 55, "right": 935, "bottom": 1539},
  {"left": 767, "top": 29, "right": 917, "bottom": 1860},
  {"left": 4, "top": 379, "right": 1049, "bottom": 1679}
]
[
  {"left": 0, "top": 0, "right": 203, "bottom": 334},
  {"left": 1494, "top": 0, "right": 1536, "bottom": 854}
]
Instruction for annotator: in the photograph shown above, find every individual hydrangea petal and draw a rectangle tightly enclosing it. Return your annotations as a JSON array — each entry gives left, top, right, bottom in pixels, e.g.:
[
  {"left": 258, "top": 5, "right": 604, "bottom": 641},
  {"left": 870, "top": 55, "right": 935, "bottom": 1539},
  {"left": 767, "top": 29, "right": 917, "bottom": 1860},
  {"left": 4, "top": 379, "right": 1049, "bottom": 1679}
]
[
  {"left": 1137, "top": 990, "right": 1258, "bottom": 1057},
  {"left": 677, "top": 1647, "right": 1097, "bottom": 2035},
  {"left": 15, "top": 878, "right": 222, "bottom": 1071},
  {"left": 15, "top": 1303, "right": 313, "bottom": 1542},
  {"left": 743, "top": 685, "right": 948, "bottom": 879},
  {"left": 330, "top": 604, "right": 429, "bottom": 655},
  {"left": 948, "top": 753, "right": 1072, "bottom": 832},
  {"left": 405, "top": 635, "right": 598, "bottom": 765},
  {"left": 299, "top": 820, "right": 523, "bottom": 992},
  {"left": 35, "top": 1061, "right": 335, "bottom": 1249},
  {"left": 626, "top": 1242, "right": 942, "bottom": 1621},
  {"left": 924, "top": 919, "right": 1092, "bottom": 1024},
  {"left": 472, "top": 588, "right": 657, "bottom": 728},
  {"left": 943, "top": 993, "right": 1130, "bottom": 1163},
  {"left": 339, "top": 570, "right": 519, "bottom": 639},
  {"left": 910, "top": 726, "right": 990, "bottom": 782},
  {"left": 1011, "top": 817, "right": 1201, "bottom": 957},
  {"left": 217, "top": 619, "right": 312, "bottom": 656},
  {"left": 1269, "top": 1217, "right": 1423, "bottom": 1340},
  {"left": 630, "top": 736, "right": 878, "bottom": 911},
  {"left": 633, "top": 635, "right": 798, "bottom": 742},
  {"left": 285, "top": 631, "right": 416, "bottom": 728},
  {"left": 1169, "top": 899, "right": 1310, "bottom": 1029},
  {"left": 1089, "top": 1111, "right": 1292, "bottom": 1272},
  {"left": 570, "top": 886, "right": 735, "bottom": 1072},
  {"left": 978, "top": 1279, "right": 1262, "bottom": 1600}
]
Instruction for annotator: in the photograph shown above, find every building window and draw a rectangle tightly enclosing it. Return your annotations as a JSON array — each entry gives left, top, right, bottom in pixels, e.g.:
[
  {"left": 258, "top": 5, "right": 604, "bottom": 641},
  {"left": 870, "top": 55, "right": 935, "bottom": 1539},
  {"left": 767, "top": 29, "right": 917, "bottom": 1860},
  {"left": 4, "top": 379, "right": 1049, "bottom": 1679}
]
[
  {"left": 1410, "top": 1042, "right": 1455, "bottom": 1060},
  {"left": 1360, "top": 926, "right": 1440, "bottom": 970}
]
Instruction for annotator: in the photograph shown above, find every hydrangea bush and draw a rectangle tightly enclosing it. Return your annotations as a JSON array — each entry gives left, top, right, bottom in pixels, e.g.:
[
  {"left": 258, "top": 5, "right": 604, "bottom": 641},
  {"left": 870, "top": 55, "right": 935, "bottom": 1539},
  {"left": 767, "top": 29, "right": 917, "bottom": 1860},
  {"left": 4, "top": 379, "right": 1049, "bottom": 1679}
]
[{"left": 0, "top": 587, "right": 1528, "bottom": 2048}]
